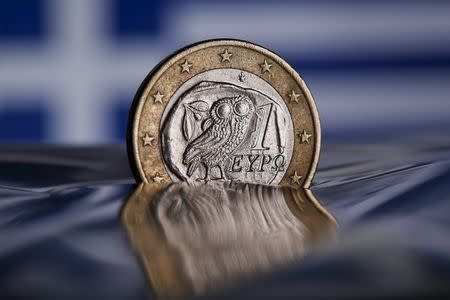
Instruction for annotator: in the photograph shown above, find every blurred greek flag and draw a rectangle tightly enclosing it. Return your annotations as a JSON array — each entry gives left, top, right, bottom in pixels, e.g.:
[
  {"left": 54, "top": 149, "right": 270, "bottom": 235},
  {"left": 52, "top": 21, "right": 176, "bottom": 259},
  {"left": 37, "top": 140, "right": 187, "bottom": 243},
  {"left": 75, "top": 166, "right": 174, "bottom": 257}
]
[{"left": 1, "top": 0, "right": 449, "bottom": 143}]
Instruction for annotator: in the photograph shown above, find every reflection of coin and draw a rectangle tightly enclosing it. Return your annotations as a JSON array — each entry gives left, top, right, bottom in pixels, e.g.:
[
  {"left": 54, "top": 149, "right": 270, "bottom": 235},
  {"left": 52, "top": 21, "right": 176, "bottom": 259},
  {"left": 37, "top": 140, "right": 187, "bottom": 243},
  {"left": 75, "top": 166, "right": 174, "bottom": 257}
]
[
  {"left": 127, "top": 40, "right": 321, "bottom": 187},
  {"left": 122, "top": 182, "right": 336, "bottom": 298}
]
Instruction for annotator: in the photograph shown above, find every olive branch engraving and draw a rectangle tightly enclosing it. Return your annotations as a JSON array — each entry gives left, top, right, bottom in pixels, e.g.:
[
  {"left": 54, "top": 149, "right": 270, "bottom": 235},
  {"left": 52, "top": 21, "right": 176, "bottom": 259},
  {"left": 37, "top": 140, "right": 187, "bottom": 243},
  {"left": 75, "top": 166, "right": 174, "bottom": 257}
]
[{"left": 182, "top": 100, "right": 209, "bottom": 142}]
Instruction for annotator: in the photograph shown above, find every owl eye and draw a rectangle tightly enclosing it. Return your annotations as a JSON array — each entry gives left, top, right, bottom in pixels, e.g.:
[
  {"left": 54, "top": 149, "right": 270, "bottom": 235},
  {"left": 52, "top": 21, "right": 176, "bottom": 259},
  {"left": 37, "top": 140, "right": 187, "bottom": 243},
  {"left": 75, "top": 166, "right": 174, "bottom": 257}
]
[
  {"left": 233, "top": 100, "right": 250, "bottom": 116},
  {"left": 216, "top": 103, "right": 232, "bottom": 118}
]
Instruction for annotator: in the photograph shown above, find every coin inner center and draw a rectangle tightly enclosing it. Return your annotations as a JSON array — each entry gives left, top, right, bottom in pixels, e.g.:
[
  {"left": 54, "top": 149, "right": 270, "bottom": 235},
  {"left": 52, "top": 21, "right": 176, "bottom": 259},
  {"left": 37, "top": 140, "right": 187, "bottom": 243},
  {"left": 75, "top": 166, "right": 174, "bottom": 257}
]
[{"left": 160, "top": 68, "right": 294, "bottom": 185}]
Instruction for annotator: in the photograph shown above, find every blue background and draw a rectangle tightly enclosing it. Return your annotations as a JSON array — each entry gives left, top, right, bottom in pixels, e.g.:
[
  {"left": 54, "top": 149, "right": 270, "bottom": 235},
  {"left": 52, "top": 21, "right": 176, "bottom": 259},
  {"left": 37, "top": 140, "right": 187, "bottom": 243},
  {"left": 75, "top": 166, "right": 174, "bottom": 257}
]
[{"left": 0, "top": 0, "right": 449, "bottom": 143}]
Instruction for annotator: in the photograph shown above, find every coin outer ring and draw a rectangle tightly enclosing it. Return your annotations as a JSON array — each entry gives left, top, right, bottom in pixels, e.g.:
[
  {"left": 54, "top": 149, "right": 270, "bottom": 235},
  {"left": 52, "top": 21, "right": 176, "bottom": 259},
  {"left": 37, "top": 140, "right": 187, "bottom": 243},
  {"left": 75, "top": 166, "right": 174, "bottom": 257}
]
[{"left": 128, "top": 39, "right": 321, "bottom": 188}]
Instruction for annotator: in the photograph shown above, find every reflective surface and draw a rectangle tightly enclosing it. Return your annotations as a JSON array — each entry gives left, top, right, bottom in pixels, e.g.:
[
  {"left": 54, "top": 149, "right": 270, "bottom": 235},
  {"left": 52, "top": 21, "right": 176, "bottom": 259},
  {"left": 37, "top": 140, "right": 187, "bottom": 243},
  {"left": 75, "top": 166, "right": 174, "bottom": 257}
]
[
  {"left": 122, "top": 182, "right": 336, "bottom": 299},
  {"left": 1, "top": 141, "right": 450, "bottom": 299}
]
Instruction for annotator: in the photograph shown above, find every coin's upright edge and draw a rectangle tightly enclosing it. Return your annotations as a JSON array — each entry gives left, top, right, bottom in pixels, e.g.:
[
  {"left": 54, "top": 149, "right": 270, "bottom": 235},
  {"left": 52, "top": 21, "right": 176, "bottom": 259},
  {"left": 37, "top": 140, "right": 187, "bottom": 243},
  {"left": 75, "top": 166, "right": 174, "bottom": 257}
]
[
  {"left": 126, "top": 47, "right": 180, "bottom": 184},
  {"left": 295, "top": 76, "right": 321, "bottom": 189},
  {"left": 127, "top": 68, "right": 151, "bottom": 183}
]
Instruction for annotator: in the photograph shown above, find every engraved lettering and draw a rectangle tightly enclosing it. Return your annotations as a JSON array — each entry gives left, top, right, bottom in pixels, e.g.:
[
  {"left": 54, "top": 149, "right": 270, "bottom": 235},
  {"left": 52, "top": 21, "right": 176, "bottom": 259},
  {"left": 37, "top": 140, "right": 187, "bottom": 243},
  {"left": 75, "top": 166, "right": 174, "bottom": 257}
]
[
  {"left": 247, "top": 154, "right": 260, "bottom": 172},
  {"left": 272, "top": 154, "right": 286, "bottom": 172},
  {"left": 252, "top": 103, "right": 273, "bottom": 150},
  {"left": 259, "top": 154, "right": 272, "bottom": 172},
  {"left": 231, "top": 155, "right": 244, "bottom": 172}
]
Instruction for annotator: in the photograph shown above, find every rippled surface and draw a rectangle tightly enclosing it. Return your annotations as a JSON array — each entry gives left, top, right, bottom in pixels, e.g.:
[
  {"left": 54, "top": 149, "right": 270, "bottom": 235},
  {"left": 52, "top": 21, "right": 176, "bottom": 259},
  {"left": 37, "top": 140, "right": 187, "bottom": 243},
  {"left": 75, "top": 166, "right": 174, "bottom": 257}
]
[
  {"left": 1, "top": 141, "right": 450, "bottom": 299},
  {"left": 123, "top": 182, "right": 336, "bottom": 299}
]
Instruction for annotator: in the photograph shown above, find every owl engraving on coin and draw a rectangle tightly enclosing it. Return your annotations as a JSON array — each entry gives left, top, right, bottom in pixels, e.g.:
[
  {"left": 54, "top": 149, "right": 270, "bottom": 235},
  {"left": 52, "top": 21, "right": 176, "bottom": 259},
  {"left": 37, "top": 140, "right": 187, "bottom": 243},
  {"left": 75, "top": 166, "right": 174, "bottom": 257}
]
[
  {"left": 183, "top": 94, "right": 255, "bottom": 181},
  {"left": 161, "top": 75, "right": 294, "bottom": 185}
]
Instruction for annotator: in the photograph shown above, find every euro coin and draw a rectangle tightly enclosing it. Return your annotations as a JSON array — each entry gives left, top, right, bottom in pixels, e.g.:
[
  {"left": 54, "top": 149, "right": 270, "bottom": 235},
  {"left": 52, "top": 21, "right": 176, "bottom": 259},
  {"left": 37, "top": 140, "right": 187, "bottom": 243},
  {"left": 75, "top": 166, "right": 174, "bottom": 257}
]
[{"left": 127, "top": 39, "right": 321, "bottom": 188}]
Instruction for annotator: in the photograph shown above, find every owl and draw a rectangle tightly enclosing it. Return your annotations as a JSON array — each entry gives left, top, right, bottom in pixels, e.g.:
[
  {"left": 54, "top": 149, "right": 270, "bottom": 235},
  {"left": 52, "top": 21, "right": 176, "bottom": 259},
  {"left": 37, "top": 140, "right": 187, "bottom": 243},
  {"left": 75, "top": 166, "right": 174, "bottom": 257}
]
[{"left": 183, "top": 95, "right": 255, "bottom": 181}]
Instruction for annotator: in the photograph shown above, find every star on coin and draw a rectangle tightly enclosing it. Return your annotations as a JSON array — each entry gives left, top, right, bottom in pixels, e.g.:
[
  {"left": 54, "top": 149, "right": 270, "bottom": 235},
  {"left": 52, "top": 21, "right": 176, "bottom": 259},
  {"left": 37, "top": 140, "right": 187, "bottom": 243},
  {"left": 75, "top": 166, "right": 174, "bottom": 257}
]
[
  {"left": 180, "top": 59, "right": 193, "bottom": 73},
  {"left": 152, "top": 173, "right": 164, "bottom": 183},
  {"left": 142, "top": 133, "right": 155, "bottom": 146},
  {"left": 260, "top": 59, "right": 272, "bottom": 73},
  {"left": 220, "top": 49, "right": 233, "bottom": 62},
  {"left": 153, "top": 91, "right": 164, "bottom": 104},
  {"left": 298, "top": 130, "right": 312, "bottom": 144},
  {"left": 290, "top": 171, "right": 302, "bottom": 185},
  {"left": 289, "top": 90, "right": 301, "bottom": 103}
]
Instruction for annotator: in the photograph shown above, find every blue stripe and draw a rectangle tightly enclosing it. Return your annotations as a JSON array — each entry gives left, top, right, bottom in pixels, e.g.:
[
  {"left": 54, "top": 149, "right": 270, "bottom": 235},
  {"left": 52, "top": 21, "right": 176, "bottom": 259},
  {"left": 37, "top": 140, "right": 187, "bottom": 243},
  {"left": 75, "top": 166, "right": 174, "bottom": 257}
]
[
  {"left": 0, "top": 102, "right": 48, "bottom": 142},
  {"left": 0, "top": 0, "right": 45, "bottom": 40},
  {"left": 112, "top": 99, "right": 131, "bottom": 140},
  {"left": 287, "top": 54, "right": 450, "bottom": 72},
  {"left": 112, "top": 0, "right": 165, "bottom": 38}
]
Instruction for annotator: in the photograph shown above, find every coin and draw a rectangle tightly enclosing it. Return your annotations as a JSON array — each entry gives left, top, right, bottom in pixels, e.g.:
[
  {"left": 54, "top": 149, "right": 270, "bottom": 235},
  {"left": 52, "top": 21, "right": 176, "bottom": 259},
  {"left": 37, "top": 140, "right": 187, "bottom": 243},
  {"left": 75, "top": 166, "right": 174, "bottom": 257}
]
[{"left": 127, "top": 39, "right": 321, "bottom": 188}]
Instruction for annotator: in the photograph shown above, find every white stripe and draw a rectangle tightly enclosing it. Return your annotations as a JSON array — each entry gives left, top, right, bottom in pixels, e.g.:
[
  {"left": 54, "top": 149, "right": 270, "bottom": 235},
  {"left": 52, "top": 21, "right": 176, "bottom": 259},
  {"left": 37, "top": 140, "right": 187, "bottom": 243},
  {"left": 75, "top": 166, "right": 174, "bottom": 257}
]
[
  {"left": 170, "top": 2, "right": 450, "bottom": 57},
  {"left": 306, "top": 70, "right": 450, "bottom": 131}
]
